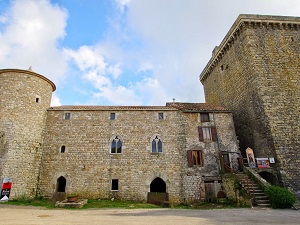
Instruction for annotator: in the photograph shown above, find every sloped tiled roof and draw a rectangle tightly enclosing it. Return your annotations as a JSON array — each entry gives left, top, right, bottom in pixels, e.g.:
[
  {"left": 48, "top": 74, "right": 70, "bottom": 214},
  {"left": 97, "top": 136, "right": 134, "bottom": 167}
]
[
  {"left": 166, "top": 102, "right": 230, "bottom": 112},
  {"left": 49, "top": 102, "right": 229, "bottom": 112},
  {"left": 48, "top": 105, "right": 176, "bottom": 111}
]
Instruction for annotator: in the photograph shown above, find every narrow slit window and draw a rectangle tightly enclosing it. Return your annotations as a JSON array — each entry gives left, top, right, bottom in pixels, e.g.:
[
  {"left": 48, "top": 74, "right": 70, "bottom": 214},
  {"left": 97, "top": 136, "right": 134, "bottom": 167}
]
[
  {"left": 60, "top": 145, "right": 66, "bottom": 153},
  {"left": 111, "top": 179, "right": 119, "bottom": 191}
]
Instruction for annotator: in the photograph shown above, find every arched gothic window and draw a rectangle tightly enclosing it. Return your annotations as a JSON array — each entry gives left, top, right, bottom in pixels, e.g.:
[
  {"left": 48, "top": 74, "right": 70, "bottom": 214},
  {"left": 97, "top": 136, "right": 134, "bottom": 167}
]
[
  {"left": 111, "top": 136, "right": 122, "bottom": 153},
  {"left": 151, "top": 136, "right": 163, "bottom": 153}
]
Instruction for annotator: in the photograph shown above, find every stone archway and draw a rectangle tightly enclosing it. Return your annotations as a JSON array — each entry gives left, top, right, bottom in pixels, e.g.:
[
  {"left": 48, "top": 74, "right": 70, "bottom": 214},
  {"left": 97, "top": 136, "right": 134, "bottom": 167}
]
[
  {"left": 147, "top": 177, "right": 168, "bottom": 205},
  {"left": 150, "top": 177, "right": 166, "bottom": 192},
  {"left": 57, "top": 176, "right": 66, "bottom": 192},
  {"left": 53, "top": 176, "right": 67, "bottom": 201}
]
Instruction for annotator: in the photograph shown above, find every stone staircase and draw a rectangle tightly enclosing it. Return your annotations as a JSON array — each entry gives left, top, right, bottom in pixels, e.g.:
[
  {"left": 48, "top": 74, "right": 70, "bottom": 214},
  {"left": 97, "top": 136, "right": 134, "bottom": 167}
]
[{"left": 235, "top": 172, "right": 270, "bottom": 207}]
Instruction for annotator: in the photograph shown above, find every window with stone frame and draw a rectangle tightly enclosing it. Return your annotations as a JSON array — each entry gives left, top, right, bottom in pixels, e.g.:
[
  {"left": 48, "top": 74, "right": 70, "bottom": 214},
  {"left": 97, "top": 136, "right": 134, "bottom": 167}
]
[
  {"left": 200, "top": 113, "right": 210, "bottom": 122},
  {"left": 110, "top": 112, "right": 116, "bottom": 120},
  {"left": 60, "top": 145, "right": 66, "bottom": 153},
  {"left": 187, "top": 150, "right": 203, "bottom": 167},
  {"left": 111, "top": 179, "right": 119, "bottom": 191},
  {"left": 158, "top": 112, "right": 164, "bottom": 120},
  {"left": 110, "top": 136, "right": 122, "bottom": 153},
  {"left": 151, "top": 136, "right": 163, "bottom": 153},
  {"left": 64, "top": 112, "right": 71, "bottom": 120},
  {"left": 198, "top": 126, "right": 217, "bottom": 142}
]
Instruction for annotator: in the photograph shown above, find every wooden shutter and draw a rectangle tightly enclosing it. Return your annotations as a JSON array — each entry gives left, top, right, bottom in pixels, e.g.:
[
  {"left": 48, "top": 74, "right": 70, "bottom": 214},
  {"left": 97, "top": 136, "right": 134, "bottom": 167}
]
[
  {"left": 187, "top": 150, "right": 194, "bottom": 167},
  {"left": 199, "top": 151, "right": 203, "bottom": 167},
  {"left": 198, "top": 126, "right": 204, "bottom": 141},
  {"left": 211, "top": 126, "right": 217, "bottom": 141}
]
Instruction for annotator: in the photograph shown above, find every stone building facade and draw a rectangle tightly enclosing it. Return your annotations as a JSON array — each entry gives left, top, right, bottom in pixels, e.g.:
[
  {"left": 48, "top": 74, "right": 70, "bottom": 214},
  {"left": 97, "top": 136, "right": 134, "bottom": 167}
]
[
  {"left": 200, "top": 15, "right": 300, "bottom": 198},
  {"left": 0, "top": 69, "right": 55, "bottom": 197},
  {"left": 0, "top": 69, "right": 239, "bottom": 204}
]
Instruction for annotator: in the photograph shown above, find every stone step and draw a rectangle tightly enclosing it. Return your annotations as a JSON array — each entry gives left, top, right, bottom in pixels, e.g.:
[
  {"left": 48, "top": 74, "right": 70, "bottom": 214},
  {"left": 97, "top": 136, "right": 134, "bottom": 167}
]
[
  {"left": 242, "top": 185, "right": 261, "bottom": 189},
  {"left": 255, "top": 195, "right": 269, "bottom": 200},
  {"left": 235, "top": 172, "right": 271, "bottom": 208},
  {"left": 257, "top": 199, "right": 270, "bottom": 204},
  {"left": 241, "top": 183, "right": 259, "bottom": 187},
  {"left": 249, "top": 190, "right": 264, "bottom": 194},
  {"left": 257, "top": 203, "right": 271, "bottom": 207}
]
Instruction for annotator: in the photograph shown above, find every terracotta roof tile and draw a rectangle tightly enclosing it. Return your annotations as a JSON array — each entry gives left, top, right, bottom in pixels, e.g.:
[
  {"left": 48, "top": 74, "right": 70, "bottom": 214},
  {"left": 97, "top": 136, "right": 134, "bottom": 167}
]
[
  {"left": 48, "top": 105, "right": 176, "bottom": 111},
  {"left": 166, "top": 102, "right": 229, "bottom": 111},
  {"left": 48, "top": 102, "right": 229, "bottom": 112}
]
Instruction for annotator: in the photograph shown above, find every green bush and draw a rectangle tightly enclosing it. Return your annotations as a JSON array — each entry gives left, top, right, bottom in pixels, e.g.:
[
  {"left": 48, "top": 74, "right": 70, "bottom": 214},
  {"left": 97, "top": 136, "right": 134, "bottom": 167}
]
[{"left": 264, "top": 185, "right": 296, "bottom": 209}]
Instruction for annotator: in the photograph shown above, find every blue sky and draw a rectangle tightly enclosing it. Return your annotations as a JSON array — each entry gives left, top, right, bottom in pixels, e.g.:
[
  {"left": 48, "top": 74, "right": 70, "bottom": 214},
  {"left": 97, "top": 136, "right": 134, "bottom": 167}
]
[{"left": 1, "top": 0, "right": 300, "bottom": 106}]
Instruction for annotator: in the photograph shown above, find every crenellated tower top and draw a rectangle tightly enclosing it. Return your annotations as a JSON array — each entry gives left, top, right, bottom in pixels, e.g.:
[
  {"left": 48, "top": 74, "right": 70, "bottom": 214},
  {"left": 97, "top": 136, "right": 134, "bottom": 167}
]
[{"left": 199, "top": 14, "right": 300, "bottom": 82}]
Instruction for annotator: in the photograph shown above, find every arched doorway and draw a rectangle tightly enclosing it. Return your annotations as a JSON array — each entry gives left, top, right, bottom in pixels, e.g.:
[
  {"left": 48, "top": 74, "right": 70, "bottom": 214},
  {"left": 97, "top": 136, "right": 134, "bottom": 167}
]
[
  {"left": 57, "top": 176, "right": 66, "bottom": 192},
  {"left": 150, "top": 177, "right": 166, "bottom": 192},
  {"left": 147, "top": 177, "right": 168, "bottom": 205}
]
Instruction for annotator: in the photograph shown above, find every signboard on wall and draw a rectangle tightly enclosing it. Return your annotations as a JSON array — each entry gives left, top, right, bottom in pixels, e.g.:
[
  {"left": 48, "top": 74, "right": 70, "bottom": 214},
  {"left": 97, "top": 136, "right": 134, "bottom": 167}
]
[
  {"left": 256, "top": 158, "right": 270, "bottom": 168},
  {"left": 246, "top": 147, "right": 256, "bottom": 168},
  {"left": 0, "top": 178, "right": 12, "bottom": 201}
]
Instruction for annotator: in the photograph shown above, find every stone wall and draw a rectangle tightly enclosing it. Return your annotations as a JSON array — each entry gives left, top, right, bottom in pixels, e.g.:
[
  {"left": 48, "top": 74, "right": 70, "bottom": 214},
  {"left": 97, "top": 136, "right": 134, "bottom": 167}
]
[
  {"left": 38, "top": 107, "right": 239, "bottom": 204},
  {"left": 0, "top": 69, "right": 55, "bottom": 198},
  {"left": 38, "top": 108, "right": 183, "bottom": 203},
  {"left": 180, "top": 111, "right": 239, "bottom": 202},
  {"left": 200, "top": 15, "right": 300, "bottom": 198}
]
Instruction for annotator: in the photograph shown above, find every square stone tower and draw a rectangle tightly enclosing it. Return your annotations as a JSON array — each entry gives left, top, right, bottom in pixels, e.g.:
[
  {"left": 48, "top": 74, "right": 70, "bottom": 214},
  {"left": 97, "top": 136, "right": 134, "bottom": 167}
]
[{"left": 200, "top": 15, "right": 300, "bottom": 198}]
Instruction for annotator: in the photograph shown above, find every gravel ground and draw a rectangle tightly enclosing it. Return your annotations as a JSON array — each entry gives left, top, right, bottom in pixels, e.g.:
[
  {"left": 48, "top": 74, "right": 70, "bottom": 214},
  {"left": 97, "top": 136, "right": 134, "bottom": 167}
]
[{"left": 0, "top": 204, "right": 299, "bottom": 225}]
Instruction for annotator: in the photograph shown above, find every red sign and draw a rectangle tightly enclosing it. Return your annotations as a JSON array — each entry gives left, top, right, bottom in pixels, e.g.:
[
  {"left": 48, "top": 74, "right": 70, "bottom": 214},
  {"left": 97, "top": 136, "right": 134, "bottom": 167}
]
[{"left": 1, "top": 178, "right": 12, "bottom": 201}]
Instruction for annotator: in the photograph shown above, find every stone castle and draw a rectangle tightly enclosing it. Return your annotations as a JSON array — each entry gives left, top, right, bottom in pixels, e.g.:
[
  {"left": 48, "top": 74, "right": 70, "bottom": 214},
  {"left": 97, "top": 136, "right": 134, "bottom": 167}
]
[
  {"left": 200, "top": 14, "right": 300, "bottom": 199},
  {"left": 0, "top": 68, "right": 239, "bottom": 204},
  {"left": 0, "top": 14, "right": 299, "bottom": 203}
]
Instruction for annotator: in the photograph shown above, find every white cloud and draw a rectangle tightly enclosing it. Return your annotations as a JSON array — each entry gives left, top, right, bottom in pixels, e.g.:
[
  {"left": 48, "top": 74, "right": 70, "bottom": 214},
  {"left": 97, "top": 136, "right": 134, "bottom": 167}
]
[
  {"left": 109, "top": 0, "right": 300, "bottom": 104},
  {"left": 65, "top": 45, "right": 135, "bottom": 104},
  {"left": 0, "top": 0, "right": 68, "bottom": 83},
  {"left": 65, "top": 46, "right": 106, "bottom": 72},
  {"left": 93, "top": 85, "right": 142, "bottom": 105},
  {"left": 50, "top": 93, "right": 62, "bottom": 106},
  {"left": 114, "top": 0, "right": 132, "bottom": 13},
  {"left": 3, "top": 0, "right": 299, "bottom": 106}
]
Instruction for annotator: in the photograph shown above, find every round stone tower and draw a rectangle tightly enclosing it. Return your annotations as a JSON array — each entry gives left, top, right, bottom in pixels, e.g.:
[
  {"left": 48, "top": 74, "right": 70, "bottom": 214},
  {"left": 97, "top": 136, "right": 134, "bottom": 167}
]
[{"left": 0, "top": 68, "right": 56, "bottom": 198}]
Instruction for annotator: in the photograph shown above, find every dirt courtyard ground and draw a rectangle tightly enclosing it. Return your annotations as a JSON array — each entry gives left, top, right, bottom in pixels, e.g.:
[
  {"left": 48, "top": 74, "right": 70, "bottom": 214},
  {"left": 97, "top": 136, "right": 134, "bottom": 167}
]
[{"left": 0, "top": 205, "right": 300, "bottom": 225}]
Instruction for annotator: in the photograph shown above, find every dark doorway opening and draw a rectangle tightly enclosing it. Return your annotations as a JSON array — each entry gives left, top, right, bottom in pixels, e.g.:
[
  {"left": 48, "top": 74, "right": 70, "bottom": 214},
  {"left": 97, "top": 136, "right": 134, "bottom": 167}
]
[
  {"left": 148, "top": 177, "right": 168, "bottom": 206},
  {"left": 258, "top": 171, "right": 279, "bottom": 185},
  {"left": 150, "top": 177, "right": 166, "bottom": 192},
  {"left": 57, "top": 176, "right": 66, "bottom": 192},
  {"left": 222, "top": 153, "right": 231, "bottom": 172}
]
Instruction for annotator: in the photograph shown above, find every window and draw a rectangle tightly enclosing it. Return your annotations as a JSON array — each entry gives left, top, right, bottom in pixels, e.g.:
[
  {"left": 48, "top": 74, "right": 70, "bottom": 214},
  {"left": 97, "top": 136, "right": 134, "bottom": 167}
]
[
  {"left": 158, "top": 112, "right": 164, "bottom": 120},
  {"left": 60, "top": 145, "right": 66, "bottom": 153},
  {"left": 64, "top": 112, "right": 71, "bottom": 120},
  {"left": 110, "top": 113, "right": 116, "bottom": 120},
  {"left": 200, "top": 113, "right": 209, "bottom": 122},
  {"left": 198, "top": 126, "right": 217, "bottom": 142},
  {"left": 111, "top": 179, "right": 119, "bottom": 191},
  {"left": 151, "top": 136, "right": 163, "bottom": 153},
  {"left": 111, "top": 136, "right": 122, "bottom": 153},
  {"left": 187, "top": 150, "right": 203, "bottom": 167}
]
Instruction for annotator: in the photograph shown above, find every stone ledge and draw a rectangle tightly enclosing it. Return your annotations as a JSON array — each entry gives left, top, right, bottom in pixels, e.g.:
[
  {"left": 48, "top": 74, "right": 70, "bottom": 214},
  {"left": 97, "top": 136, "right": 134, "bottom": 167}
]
[{"left": 55, "top": 199, "right": 88, "bottom": 208}]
